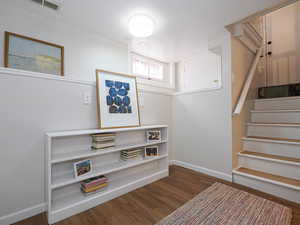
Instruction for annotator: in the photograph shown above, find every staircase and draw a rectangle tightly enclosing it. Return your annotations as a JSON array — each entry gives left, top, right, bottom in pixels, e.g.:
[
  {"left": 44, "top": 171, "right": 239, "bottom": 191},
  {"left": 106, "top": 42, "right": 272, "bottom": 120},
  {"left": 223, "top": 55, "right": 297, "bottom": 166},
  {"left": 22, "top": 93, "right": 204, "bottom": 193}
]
[{"left": 233, "top": 96, "right": 300, "bottom": 204}]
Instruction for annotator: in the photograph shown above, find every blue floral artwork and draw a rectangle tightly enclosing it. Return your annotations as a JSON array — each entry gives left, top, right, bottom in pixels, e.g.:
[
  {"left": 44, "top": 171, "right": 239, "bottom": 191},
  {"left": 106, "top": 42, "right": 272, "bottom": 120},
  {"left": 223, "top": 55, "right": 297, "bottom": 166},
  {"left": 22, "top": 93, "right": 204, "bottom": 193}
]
[{"left": 105, "top": 80, "right": 132, "bottom": 114}]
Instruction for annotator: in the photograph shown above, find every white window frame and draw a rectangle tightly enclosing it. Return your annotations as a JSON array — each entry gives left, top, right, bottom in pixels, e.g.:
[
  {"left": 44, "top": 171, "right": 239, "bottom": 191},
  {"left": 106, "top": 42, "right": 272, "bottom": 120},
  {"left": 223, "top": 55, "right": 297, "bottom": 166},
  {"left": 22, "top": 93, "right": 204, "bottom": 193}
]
[
  {"left": 131, "top": 53, "right": 166, "bottom": 81},
  {"left": 130, "top": 52, "right": 175, "bottom": 90}
]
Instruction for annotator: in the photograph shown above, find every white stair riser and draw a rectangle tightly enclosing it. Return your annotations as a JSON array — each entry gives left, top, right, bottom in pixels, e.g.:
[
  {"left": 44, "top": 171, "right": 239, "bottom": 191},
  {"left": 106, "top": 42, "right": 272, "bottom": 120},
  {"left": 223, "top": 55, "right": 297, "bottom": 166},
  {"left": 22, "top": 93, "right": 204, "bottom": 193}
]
[
  {"left": 251, "top": 112, "right": 300, "bottom": 123},
  {"left": 233, "top": 174, "right": 300, "bottom": 204},
  {"left": 238, "top": 156, "right": 300, "bottom": 180},
  {"left": 243, "top": 140, "right": 300, "bottom": 158},
  {"left": 255, "top": 98, "right": 300, "bottom": 110},
  {"left": 247, "top": 125, "right": 300, "bottom": 139}
]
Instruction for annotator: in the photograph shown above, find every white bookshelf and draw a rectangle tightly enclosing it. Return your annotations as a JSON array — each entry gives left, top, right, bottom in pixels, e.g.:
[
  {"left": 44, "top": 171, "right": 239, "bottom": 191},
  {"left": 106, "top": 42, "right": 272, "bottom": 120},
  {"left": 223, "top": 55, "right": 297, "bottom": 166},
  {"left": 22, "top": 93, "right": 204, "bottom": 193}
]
[{"left": 45, "top": 125, "right": 169, "bottom": 224}]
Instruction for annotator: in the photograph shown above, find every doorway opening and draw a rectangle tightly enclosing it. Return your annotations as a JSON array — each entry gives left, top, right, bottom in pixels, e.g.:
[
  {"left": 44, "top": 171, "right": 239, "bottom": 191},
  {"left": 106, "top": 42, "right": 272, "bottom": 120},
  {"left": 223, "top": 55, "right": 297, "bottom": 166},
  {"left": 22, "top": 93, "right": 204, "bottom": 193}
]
[{"left": 254, "top": 1, "right": 300, "bottom": 98}]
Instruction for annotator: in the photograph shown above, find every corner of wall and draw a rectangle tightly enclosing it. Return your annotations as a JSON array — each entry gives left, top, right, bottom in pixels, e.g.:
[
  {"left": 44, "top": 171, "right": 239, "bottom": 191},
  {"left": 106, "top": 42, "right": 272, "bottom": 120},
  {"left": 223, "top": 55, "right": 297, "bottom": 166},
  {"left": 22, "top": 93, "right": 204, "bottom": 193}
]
[{"left": 231, "top": 35, "right": 260, "bottom": 169}]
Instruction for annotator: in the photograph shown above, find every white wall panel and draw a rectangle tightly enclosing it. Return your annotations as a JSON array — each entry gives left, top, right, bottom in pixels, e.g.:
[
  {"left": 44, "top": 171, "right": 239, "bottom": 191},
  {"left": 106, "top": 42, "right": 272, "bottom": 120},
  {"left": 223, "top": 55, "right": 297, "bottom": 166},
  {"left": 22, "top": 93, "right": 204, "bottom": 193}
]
[
  {"left": 172, "top": 34, "right": 232, "bottom": 176},
  {"left": 0, "top": 71, "right": 172, "bottom": 220}
]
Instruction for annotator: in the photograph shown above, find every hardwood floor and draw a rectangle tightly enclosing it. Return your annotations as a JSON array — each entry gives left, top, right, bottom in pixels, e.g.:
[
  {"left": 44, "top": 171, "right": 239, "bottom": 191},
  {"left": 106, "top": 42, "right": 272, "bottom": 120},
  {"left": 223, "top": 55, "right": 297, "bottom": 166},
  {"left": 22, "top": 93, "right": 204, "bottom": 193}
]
[{"left": 15, "top": 165, "right": 300, "bottom": 225}]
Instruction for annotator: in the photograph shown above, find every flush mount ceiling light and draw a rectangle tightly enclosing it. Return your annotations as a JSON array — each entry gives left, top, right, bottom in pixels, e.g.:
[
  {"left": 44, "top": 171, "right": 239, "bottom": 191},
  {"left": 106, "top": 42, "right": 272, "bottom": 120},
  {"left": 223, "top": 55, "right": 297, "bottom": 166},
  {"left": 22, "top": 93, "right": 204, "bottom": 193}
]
[{"left": 129, "top": 14, "right": 154, "bottom": 38}]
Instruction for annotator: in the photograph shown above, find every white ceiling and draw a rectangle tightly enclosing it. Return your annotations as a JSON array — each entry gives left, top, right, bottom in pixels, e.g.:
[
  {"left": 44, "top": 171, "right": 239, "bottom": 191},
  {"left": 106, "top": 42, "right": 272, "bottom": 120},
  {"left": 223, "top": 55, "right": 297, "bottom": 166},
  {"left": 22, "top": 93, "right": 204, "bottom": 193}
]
[{"left": 3, "top": 0, "right": 290, "bottom": 59}]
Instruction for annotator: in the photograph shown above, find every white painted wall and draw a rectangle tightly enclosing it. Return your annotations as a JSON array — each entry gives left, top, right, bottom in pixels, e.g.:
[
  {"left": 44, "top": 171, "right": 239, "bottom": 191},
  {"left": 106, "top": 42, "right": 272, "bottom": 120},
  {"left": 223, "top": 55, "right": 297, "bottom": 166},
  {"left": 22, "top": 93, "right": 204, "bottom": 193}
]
[
  {"left": 129, "top": 37, "right": 175, "bottom": 62},
  {"left": 0, "top": 70, "right": 172, "bottom": 222},
  {"left": 172, "top": 34, "right": 233, "bottom": 178},
  {"left": 0, "top": 0, "right": 128, "bottom": 81},
  {"left": 1, "top": 0, "right": 233, "bottom": 222},
  {"left": 176, "top": 49, "right": 222, "bottom": 92},
  {"left": 0, "top": 2, "right": 172, "bottom": 223}
]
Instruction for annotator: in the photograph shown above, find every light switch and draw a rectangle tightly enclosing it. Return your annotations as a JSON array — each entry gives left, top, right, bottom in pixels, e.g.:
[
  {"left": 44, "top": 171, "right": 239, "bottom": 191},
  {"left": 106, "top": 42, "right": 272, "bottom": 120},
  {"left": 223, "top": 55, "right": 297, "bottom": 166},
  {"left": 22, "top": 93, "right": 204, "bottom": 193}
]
[
  {"left": 139, "top": 93, "right": 144, "bottom": 108},
  {"left": 83, "top": 92, "right": 91, "bottom": 105}
]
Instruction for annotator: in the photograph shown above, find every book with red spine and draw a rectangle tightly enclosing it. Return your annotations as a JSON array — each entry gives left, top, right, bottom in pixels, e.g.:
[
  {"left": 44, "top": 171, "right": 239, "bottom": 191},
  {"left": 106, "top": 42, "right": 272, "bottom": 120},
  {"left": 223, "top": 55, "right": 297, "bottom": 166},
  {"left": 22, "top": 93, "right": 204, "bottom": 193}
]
[
  {"left": 81, "top": 175, "right": 108, "bottom": 189},
  {"left": 81, "top": 178, "right": 108, "bottom": 189}
]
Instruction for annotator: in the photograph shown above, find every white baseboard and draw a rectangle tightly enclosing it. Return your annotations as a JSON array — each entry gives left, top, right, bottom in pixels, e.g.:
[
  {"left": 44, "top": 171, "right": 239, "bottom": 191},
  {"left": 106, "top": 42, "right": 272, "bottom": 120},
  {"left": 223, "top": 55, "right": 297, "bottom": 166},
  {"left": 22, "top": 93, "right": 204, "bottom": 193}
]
[
  {"left": 169, "top": 160, "right": 175, "bottom": 165},
  {"left": 0, "top": 203, "right": 46, "bottom": 225},
  {"left": 171, "top": 160, "right": 232, "bottom": 182}
]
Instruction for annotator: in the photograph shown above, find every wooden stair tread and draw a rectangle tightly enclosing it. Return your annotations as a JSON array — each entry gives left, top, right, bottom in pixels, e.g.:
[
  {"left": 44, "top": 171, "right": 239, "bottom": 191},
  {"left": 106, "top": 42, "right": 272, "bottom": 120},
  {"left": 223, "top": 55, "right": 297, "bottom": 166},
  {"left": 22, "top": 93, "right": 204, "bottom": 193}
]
[
  {"left": 247, "top": 136, "right": 300, "bottom": 143},
  {"left": 254, "top": 96, "right": 300, "bottom": 102},
  {"left": 248, "top": 122, "right": 300, "bottom": 126},
  {"left": 240, "top": 151, "right": 300, "bottom": 163},
  {"left": 251, "top": 109, "right": 300, "bottom": 113},
  {"left": 236, "top": 167, "right": 300, "bottom": 188},
  {"left": 250, "top": 122, "right": 300, "bottom": 124}
]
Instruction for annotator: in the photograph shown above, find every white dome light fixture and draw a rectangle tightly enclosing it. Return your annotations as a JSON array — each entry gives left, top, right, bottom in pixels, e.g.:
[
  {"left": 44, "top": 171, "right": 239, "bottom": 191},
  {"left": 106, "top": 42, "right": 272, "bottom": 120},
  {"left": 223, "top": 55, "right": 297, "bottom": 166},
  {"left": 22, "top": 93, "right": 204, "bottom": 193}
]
[{"left": 129, "top": 14, "right": 154, "bottom": 38}]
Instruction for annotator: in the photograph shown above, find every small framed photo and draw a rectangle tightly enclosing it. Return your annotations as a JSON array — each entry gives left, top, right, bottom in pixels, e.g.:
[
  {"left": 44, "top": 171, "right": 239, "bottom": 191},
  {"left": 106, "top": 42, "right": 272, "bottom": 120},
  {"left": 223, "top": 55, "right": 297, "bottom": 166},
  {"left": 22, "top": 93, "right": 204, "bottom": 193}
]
[
  {"left": 145, "top": 146, "right": 159, "bottom": 159},
  {"left": 146, "top": 130, "right": 161, "bottom": 143},
  {"left": 73, "top": 159, "right": 93, "bottom": 178}
]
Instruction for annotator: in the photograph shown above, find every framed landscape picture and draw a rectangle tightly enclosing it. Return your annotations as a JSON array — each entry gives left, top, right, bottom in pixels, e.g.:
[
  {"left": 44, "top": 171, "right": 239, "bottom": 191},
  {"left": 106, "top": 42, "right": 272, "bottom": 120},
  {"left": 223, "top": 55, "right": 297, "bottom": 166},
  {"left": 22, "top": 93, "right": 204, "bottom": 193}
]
[
  {"left": 4, "top": 31, "right": 64, "bottom": 76},
  {"left": 96, "top": 69, "right": 141, "bottom": 129}
]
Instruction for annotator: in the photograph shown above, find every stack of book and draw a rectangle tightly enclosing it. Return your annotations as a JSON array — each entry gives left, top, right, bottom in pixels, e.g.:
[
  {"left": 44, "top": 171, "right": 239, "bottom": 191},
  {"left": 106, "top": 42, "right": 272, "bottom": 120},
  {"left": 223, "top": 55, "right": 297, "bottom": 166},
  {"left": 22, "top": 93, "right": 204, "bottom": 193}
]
[
  {"left": 91, "top": 133, "right": 116, "bottom": 150},
  {"left": 121, "top": 149, "right": 143, "bottom": 161},
  {"left": 81, "top": 175, "right": 108, "bottom": 195}
]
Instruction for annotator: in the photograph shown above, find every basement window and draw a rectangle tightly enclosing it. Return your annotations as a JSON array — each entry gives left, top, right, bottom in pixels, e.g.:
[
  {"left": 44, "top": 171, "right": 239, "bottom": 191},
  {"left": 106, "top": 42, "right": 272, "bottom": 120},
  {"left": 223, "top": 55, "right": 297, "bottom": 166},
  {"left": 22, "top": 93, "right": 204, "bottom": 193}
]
[
  {"left": 131, "top": 53, "right": 167, "bottom": 81},
  {"left": 130, "top": 52, "right": 175, "bottom": 91}
]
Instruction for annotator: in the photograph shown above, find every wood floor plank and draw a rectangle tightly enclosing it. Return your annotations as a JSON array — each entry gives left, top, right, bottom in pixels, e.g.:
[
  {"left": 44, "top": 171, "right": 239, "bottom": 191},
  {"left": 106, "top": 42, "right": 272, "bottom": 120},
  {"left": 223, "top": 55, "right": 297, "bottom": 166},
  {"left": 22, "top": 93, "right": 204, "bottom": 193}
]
[{"left": 14, "top": 165, "right": 300, "bottom": 225}]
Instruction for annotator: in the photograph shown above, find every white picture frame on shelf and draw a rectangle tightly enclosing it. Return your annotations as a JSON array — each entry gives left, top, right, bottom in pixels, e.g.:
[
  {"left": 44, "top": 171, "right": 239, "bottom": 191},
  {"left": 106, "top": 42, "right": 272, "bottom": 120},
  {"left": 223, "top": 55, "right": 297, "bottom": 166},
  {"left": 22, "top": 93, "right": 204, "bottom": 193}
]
[
  {"left": 144, "top": 146, "right": 159, "bottom": 159},
  {"left": 73, "top": 159, "right": 93, "bottom": 178},
  {"left": 146, "top": 130, "right": 161, "bottom": 143}
]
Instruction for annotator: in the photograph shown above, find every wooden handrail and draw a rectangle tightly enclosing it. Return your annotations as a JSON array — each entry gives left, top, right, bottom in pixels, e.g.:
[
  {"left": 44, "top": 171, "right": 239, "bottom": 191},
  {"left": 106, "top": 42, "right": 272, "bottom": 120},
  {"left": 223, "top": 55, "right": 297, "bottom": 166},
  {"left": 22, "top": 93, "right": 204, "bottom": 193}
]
[
  {"left": 243, "top": 22, "right": 263, "bottom": 47},
  {"left": 233, "top": 46, "right": 263, "bottom": 116}
]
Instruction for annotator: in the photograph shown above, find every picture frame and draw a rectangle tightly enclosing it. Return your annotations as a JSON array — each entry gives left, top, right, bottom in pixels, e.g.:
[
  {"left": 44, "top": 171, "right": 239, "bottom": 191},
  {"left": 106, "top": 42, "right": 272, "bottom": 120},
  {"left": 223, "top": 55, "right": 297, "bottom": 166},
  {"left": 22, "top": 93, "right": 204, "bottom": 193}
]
[
  {"left": 145, "top": 146, "right": 159, "bottom": 158},
  {"left": 73, "top": 159, "right": 93, "bottom": 178},
  {"left": 4, "top": 31, "right": 64, "bottom": 76},
  {"left": 96, "top": 69, "right": 141, "bottom": 129},
  {"left": 146, "top": 130, "right": 161, "bottom": 143}
]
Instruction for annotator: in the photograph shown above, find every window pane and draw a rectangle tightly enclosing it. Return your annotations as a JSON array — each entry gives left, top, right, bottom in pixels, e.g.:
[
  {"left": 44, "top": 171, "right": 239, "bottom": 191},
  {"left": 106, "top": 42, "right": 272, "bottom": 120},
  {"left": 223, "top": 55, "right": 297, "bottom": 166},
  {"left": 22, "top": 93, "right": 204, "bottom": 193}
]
[
  {"left": 133, "top": 57, "right": 148, "bottom": 77},
  {"left": 132, "top": 53, "right": 166, "bottom": 81},
  {"left": 149, "top": 63, "right": 163, "bottom": 80}
]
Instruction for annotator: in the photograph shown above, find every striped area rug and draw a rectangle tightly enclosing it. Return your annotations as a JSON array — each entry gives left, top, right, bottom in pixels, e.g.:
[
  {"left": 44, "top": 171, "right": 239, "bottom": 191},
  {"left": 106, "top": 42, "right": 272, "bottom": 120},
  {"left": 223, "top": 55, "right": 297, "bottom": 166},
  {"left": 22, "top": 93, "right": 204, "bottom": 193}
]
[{"left": 156, "top": 183, "right": 292, "bottom": 225}]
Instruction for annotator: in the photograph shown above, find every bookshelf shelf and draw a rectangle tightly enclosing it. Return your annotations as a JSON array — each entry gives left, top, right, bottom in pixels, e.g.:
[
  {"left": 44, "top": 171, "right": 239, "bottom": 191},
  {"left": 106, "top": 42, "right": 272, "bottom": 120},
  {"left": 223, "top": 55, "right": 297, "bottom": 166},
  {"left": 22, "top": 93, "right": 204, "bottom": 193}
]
[
  {"left": 52, "top": 169, "right": 168, "bottom": 213},
  {"left": 51, "top": 154, "right": 168, "bottom": 189},
  {"left": 51, "top": 140, "right": 167, "bottom": 164},
  {"left": 46, "top": 125, "right": 169, "bottom": 224},
  {"left": 46, "top": 125, "right": 168, "bottom": 138}
]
